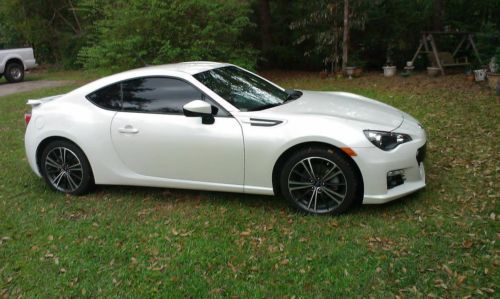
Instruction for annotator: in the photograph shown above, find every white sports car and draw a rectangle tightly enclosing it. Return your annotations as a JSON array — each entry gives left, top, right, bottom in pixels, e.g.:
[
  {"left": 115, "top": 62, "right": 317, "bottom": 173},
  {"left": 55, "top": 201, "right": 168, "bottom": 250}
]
[{"left": 24, "top": 62, "right": 426, "bottom": 215}]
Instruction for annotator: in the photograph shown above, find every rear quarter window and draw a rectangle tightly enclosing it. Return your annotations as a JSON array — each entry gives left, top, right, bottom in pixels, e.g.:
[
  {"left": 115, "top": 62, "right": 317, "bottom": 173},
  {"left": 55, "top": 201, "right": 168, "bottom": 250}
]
[{"left": 86, "top": 83, "right": 122, "bottom": 110}]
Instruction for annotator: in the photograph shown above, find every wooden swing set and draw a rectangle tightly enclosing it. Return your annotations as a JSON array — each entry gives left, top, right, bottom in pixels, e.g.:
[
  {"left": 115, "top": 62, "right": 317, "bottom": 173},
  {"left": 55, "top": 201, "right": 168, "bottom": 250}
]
[{"left": 409, "top": 31, "right": 482, "bottom": 75}]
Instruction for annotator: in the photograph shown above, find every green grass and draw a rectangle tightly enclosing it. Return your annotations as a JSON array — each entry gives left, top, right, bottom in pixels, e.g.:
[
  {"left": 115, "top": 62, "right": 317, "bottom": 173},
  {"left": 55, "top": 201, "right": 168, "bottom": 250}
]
[{"left": 0, "top": 71, "right": 498, "bottom": 298}]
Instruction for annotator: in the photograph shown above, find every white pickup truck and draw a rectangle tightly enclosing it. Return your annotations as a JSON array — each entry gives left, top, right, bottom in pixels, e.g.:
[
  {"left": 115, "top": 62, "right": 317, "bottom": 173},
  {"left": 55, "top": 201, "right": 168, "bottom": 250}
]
[{"left": 0, "top": 48, "right": 37, "bottom": 83}]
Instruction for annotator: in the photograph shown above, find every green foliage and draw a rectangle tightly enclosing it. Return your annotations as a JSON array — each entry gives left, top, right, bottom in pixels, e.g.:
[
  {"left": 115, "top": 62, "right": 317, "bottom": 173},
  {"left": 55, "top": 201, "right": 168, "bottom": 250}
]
[
  {"left": 0, "top": 0, "right": 88, "bottom": 68},
  {"left": 289, "top": 0, "right": 376, "bottom": 71},
  {"left": 0, "top": 0, "right": 499, "bottom": 71},
  {"left": 77, "top": 0, "right": 257, "bottom": 71},
  {"left": 476, "top": 22, "right": 500, "bottom": 65}
]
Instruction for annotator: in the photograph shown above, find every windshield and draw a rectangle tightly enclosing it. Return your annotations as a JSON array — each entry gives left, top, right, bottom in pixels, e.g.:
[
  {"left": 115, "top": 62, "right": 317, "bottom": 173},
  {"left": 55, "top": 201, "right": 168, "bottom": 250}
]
[{"left": 193, "top": 66, "right": 289, "bottom": 111}]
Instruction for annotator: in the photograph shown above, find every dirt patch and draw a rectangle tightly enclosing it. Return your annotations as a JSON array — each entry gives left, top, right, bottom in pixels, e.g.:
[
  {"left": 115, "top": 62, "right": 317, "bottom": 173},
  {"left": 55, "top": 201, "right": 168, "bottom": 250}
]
[{"left": 0, "top": 80, "right": 71, "bottom": 97}]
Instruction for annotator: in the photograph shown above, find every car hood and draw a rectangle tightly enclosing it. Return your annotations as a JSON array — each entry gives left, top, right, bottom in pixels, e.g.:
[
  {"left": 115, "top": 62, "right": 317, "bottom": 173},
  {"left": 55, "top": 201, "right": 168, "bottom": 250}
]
[{"left": 270, "top": 90, "right": 404, "bottom": 129}]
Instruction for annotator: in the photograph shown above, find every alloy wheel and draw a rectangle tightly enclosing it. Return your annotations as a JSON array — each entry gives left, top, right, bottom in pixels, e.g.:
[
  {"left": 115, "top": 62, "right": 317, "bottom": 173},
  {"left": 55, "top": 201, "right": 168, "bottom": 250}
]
[
  {"left": 287, "top": 157, "right": 347, "bottom": 213},
  {"left": 44, "top": 147, "right": 84, "bottom": 192}
]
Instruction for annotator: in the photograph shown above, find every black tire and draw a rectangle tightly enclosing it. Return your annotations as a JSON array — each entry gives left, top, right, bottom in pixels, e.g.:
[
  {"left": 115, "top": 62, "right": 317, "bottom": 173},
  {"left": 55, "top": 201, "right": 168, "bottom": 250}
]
[
  {"left": 279, "top": 146, "right": 359, "bottom": 215},
  {"left": 4, "top": 62, "right": 24, "bottom": 83},
  {"left": 40, "top": 140, "right": 94, "bottom": 195}
]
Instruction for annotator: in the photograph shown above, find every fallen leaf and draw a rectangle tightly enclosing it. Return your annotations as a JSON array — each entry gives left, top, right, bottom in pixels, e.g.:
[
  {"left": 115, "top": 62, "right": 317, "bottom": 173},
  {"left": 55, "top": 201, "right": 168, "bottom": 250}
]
[
  {"left": 240, "top": 230, "right": 251, "bottom": 237},
  {"left": 462, "top": 240, "right": 473, "bottom": 249},
  {"left": 456, "top": 275, "right": 466, "bottom": 286},
  {"left": 480, "top": 288, "right": 494, "bottom": 294},
  {"left": 442, "top": 265, "right": 453, "bottom": 276}
]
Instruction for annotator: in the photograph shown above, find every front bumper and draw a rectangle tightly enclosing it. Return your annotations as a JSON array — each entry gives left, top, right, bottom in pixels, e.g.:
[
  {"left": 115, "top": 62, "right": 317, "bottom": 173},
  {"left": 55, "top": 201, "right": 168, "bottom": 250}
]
[{"left": 354, "top": 139, "right": 426, "bottom": 205}]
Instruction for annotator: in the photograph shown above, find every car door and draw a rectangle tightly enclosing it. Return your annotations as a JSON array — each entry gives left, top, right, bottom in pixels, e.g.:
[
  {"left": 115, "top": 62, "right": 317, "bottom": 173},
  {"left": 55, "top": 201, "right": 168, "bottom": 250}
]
[{"left": 110, "top": 76, "right": 244, "bottom": 188}]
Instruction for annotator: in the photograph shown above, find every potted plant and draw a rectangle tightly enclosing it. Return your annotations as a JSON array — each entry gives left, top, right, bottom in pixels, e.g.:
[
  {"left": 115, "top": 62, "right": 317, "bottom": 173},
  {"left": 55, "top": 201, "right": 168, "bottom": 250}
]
[
  {"left": 382, "top": 58, "right": 396, "bottom": 77},
  {"left": 473, "top": 67, "right": 487, "bottom": 82},
  {"left": 350, "top": 54, "right": 365, "bottom": 78},
  {"left": 353, "top": 66, "right": 363, "bottom": 78},
  {"left": 470, "top": 60, "right": 487, "bottom": 82},
  {"left": 487, "top": 48, "right": 500, "bottom": 90}
]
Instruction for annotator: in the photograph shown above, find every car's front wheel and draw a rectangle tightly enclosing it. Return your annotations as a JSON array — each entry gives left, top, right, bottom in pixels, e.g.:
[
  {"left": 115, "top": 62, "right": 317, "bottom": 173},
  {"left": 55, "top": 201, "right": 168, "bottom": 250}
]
[
  {"left": 279, "top": 146, "right": 360, "bottom": 215},
  {"left": 40, "top": 140, "right": 94, "bottom": 195}
]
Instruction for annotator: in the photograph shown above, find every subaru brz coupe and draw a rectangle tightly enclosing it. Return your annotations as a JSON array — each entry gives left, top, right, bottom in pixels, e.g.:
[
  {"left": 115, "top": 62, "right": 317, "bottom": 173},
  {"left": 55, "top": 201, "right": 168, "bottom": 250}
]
[{"left": 24, "top": 62, "right": 426, "bottom": 215}]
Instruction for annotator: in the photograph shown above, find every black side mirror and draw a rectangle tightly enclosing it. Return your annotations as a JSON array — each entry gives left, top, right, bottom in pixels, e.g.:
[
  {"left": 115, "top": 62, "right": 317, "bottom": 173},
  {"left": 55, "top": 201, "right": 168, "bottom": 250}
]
[{"left": 182, "top": 100, "right": 216, "bottom": 125}]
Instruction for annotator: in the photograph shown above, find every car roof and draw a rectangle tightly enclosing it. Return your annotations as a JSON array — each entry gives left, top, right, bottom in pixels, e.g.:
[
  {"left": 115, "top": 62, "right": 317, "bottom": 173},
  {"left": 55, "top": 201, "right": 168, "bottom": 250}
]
[
  {"left": 71, "top": 61, "right": 232, "bottom": 96},
  {"left": 128, "top": 61, "right": 231, "bottom": 75}
]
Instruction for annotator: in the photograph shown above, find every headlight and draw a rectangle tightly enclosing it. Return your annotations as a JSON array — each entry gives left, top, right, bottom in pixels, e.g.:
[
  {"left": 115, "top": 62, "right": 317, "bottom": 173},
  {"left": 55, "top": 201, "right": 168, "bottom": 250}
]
[{"left": 363, "top": 130, "right": 412, "bottom": 151}]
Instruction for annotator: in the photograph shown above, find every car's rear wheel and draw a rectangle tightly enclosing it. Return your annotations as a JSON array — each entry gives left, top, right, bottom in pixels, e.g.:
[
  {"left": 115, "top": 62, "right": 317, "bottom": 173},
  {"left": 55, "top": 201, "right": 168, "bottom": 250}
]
[
  {"left": 4, "top": 62, "right": 24, "bottom": 83},
  {"left": 279, "top": 146, "right": 359, "bottom": 215},
  {"left": 40, "top": 140, "right": 94, "bottom": 195}
]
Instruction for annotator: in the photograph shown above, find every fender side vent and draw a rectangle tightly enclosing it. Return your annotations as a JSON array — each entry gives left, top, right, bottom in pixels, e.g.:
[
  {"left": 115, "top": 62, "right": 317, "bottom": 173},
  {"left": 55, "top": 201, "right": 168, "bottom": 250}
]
[{"left": 249, "top": 118, "right": 283, "bottom": 127}]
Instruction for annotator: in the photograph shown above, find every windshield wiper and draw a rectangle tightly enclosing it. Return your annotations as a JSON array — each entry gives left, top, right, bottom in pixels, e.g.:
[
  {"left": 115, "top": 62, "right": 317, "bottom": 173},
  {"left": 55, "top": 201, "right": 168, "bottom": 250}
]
[{"left": 285, "top": 89, "right": 303, "bottom": 102}]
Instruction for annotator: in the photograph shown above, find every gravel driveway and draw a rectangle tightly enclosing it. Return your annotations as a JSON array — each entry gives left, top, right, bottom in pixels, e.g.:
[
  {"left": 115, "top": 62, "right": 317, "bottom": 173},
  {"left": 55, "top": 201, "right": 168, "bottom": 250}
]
[{"left": 0, "top": 80, "right": 70, "bottom": 97}]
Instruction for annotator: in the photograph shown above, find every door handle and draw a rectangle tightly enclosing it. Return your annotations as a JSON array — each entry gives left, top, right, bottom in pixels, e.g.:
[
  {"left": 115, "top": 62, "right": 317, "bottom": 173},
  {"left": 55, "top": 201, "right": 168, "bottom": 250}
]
[{"left": 118, "top": 125, "right": 139, "bottom": 134}]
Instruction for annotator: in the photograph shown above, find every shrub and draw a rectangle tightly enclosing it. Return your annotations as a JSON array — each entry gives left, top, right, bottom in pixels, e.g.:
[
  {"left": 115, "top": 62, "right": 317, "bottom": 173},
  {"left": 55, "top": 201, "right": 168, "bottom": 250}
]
[{"left": 78, "top": 0, "right": 257, "bottom": 71}]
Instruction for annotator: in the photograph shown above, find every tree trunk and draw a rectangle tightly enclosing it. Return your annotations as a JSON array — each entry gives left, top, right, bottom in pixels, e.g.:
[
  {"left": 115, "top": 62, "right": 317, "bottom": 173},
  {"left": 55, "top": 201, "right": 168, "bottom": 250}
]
[
  {"left": 342, "top": 0, "right": 349, "bottom": 70},
  {"left": 259, "top": 0, "right": 272, "bottom": 52},
  {"left": 433, "top": 0, "right": 445, "bottom": 31}
]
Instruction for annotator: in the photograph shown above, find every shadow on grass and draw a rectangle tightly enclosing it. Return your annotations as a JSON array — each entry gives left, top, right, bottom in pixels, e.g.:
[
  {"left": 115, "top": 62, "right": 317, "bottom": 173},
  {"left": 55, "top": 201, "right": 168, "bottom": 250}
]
[{"left": 86, "top": 183, "right": 425, "bottom": 217}]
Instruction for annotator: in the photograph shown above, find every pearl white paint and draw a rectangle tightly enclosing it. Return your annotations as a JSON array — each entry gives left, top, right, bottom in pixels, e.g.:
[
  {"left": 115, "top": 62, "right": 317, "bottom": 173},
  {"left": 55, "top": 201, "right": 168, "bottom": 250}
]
[{"left": 24, "top": 62, "right": 426, "bottom": 204}]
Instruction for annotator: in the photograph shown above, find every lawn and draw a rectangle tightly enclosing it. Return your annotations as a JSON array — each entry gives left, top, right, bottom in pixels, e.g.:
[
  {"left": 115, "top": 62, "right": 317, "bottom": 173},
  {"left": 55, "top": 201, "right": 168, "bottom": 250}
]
[{"left": 0, "top": 71, "right": 498, "bottom": 298}]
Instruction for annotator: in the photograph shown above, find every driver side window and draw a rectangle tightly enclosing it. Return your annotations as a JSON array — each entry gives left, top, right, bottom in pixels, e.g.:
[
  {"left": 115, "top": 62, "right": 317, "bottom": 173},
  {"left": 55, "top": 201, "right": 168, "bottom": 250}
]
[{"left": 122, "top": 77, "right": 201, "bottom": 114}]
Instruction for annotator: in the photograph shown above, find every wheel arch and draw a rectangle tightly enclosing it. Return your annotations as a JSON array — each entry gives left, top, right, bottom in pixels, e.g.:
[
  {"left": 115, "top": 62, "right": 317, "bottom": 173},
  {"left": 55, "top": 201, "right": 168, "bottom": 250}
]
[
  {"left": 36, "top": 136, "right": 94, "bottom": 179},
  {"left": 5, "top": 57, "right": 25, "bottom": 70},
  {"left": 272, "top": 141, "right": 364, "bottom": 203}
]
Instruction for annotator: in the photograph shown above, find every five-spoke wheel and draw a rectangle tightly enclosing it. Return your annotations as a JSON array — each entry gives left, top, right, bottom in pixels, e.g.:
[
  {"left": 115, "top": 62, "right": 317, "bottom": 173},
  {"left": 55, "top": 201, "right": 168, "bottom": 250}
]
[{"left": 280, "top": 147, "right": 359, "bottom": 215}]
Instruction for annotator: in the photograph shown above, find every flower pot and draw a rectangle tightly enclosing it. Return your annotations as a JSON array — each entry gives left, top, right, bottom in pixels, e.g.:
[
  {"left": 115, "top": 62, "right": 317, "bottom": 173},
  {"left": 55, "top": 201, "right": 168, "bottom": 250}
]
[
  {"left": 487, "top": 72, "right": 500, "bottom": 90},
  {"left": 427, "top": 67, "right": 440, "bottom": 77},
  {"left": 353, "top": 67, "right": 363, "bottom": 78},
  {"left": 345, "top": 67, "right": 356, "bottom": 79},
  {"left": 382, "top": 66, "right": 396, "bottom": 77},
  {"left": 465, "top": 74, "right": 475, "bottom": 82},
  {"left": 473, "top": 69, "right": 487, "bottom": 81}
]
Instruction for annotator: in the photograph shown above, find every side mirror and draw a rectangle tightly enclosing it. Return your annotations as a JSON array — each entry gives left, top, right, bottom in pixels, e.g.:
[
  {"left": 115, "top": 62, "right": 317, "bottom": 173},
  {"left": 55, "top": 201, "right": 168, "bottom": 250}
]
[{"left": 183, "top": 100, "right": 217, "bottom": 125}]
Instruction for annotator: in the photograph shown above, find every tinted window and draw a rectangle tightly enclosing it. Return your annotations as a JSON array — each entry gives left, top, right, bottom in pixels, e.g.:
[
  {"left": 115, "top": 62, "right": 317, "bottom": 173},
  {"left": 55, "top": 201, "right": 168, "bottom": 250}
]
[
  {"left": 86, "top": 83, "right": 122, "bottom": 110},
  {"left": 121, "top": 77, "right": 204, "bottom": 114}
]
